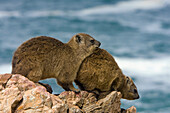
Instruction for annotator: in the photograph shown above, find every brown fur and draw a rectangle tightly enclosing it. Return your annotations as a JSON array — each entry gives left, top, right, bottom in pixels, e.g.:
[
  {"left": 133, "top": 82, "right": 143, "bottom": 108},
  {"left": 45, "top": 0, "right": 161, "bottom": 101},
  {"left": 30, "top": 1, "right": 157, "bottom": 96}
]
[
  {"left": 75, "top": 48, "right": 139, "bottom": 100},
  {"left": 12, "top": 33, "right": 101, "bottom": 92}
]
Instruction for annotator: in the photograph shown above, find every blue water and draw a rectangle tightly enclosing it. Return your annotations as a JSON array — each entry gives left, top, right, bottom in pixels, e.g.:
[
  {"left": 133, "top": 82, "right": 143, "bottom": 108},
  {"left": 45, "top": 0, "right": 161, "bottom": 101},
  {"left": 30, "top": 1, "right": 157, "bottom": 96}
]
[{"left": 0, "top": 0, "right": 170, "bottom": 112}]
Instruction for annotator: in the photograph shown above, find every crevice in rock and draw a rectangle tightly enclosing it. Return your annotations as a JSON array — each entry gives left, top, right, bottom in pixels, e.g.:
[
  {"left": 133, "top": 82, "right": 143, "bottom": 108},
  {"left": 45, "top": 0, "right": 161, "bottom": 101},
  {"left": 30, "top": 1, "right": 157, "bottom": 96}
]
[
  {"left": 67, "top": 108, "right": 69, "bottom": 113},
  {"left": 79, "top": 105, "right": 83, "bottom": 109},
  {"left": 3, "top": 75, "right": 13, "bottom": 88},
  {"left": 38, "top": 82, "right": 53, "bottom": 94},
  {"left": 11, "top": 98, "right": 23, "bottom": 113}
]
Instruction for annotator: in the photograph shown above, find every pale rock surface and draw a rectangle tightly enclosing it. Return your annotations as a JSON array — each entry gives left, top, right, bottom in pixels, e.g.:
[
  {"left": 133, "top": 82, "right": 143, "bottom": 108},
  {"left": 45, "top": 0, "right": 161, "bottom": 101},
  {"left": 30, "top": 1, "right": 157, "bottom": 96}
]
[
  {"left": 126, "top": 106, "right": 137, "bottom": 113},
  {"left": 0, "top": 74, "right": 137, "bottom": 113}
]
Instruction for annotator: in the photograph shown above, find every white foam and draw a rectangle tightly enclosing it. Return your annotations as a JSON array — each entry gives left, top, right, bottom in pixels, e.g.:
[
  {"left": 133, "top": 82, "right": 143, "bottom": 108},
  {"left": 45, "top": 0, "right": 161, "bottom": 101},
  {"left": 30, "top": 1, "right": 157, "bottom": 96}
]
[
  {"left": 0, "top": 64, "right": 11, "bottom": 74},
  {"left": 0, "top": 11, "right": 20, "bottom": 18},
  {"left": 0, "top": 10, "right": 67, "bottom": 18},
  {"left": 25, "top": 10, "right": 66, "bottom": 18},
  {"left": 77, "top": 0, "right": 167, "bottom": 16},
  {"left": 115, "top": 56, "right": 170, "bottom": 77},
  {"left": 144, "top": 22, "right": 170, "bottom": 35},
  {"left": 116, "top": 18, "right": 170, "bottom": 35}
]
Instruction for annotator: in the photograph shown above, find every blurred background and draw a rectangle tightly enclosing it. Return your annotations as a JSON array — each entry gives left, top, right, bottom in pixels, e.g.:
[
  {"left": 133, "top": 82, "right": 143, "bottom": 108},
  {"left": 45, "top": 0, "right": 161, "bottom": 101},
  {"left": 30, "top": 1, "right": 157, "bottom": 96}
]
[{"left": 0, "top": 0, "right": 170, "bottom": 112}]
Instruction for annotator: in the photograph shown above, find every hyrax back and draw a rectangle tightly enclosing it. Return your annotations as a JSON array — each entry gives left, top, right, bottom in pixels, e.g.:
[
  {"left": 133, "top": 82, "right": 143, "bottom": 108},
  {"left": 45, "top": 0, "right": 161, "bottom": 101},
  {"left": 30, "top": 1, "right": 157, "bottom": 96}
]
[
  {"left": 75, "top": 48, "right": 139, "bottom": 100},
  {"left": 12, "top": 33, "right": 101, "bottom": 92}
]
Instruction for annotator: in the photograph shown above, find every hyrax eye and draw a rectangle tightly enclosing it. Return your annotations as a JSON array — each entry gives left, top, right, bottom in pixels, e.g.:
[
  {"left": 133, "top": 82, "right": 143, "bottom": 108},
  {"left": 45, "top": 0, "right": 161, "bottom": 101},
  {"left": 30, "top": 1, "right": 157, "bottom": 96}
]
[{"left": 90, "top": 40, "right": 95, "bottom": 43}]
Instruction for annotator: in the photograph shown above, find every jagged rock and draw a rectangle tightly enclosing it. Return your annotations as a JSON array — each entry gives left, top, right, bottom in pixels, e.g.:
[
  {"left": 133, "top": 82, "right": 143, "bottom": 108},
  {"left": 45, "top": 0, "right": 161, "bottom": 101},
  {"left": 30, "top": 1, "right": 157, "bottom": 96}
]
[
  {"left": 96, "top": 91, "right": 121, "bottom": 113},
  {"left": 0, "top": 74, "right": 137, "bottom": 113},
  {"left": 126, "top": 106, "right": 137, "bottom": 113}
]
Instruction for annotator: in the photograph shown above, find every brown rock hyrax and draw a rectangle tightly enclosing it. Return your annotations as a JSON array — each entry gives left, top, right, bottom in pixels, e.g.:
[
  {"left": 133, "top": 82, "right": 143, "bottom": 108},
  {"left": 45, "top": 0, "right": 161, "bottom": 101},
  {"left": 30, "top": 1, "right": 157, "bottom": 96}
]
[
  {"left": 75, "top": 48, "right": 139, "bottom": 100},
  {"left": 12, "top": 33, "right": 101, "bottom": 92}
]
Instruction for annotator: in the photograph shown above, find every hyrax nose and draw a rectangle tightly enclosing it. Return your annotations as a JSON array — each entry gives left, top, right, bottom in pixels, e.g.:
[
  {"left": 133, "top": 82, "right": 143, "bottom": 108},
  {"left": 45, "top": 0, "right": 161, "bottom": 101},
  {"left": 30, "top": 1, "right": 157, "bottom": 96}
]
[{"left": 98, "top": 41, "right": 101, "bottom": 47}]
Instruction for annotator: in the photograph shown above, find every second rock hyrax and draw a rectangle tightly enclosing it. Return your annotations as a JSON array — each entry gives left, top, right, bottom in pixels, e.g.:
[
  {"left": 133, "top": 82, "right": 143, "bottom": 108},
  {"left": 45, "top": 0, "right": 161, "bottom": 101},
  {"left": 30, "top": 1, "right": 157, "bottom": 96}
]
[
  {"left": 75, "top": 48, "right": 139, "bottom": 100},
  {"left": 12, "top": 33, "right": 101, "bottom": 92}
]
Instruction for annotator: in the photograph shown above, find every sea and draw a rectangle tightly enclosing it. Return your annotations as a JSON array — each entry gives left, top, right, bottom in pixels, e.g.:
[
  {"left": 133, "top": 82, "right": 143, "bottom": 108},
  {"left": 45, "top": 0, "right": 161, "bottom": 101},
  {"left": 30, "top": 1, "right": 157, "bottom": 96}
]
[{"left": 0, "top": 0, "right": 170, "bottom": 112}]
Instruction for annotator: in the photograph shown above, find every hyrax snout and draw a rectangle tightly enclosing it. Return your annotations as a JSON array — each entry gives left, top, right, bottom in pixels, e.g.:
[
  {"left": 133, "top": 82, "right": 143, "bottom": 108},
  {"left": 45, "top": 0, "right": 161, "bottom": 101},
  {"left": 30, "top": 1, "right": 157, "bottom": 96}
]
[{"left": 12, "top": 33, "right": 100, "bottom": 92}]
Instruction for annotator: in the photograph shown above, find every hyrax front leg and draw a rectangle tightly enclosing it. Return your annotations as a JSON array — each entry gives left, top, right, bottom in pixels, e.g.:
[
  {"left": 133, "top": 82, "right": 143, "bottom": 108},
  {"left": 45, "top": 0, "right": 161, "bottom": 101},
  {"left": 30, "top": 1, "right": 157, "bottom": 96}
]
[
  {"left": 27, "top": 68, "right": 42, "bottom": 82},
  {"left": 57, "top": 80, "right": 80, "bottom": 93}
]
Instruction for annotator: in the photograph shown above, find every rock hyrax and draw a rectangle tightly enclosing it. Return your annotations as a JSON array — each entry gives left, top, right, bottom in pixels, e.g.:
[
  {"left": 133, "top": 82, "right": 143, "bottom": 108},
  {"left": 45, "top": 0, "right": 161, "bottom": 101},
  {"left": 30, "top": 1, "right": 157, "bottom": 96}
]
[
  {"left": 75, "top": 48, "right": 139, "bottom": 100},
  {"left": 12, "top": 33, "right": 101, "bottom": 92}
]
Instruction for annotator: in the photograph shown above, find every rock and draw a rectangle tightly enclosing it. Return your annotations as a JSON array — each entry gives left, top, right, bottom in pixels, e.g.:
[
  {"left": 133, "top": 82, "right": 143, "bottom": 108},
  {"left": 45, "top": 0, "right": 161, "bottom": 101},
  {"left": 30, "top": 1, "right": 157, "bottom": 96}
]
[
  {"left": 0, "top": 74, "right": 137, "bottom": 113},
  {"left": 16, "top": 86, "right": 53, "bottom": 112},
  {"left": 96, "top": 91, "right": 122, "bottom": 113},
  {"left": 126, "top": 106, "right": 137, "bottom": 113},
  {"left": 0, "top": 73, "right": 12, "bottom": 90}
]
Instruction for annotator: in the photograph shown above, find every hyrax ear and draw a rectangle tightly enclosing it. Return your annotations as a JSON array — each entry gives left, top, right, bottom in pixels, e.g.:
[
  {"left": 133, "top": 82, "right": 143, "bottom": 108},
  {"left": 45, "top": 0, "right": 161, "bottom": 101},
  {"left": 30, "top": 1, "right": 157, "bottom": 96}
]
[
  {"left": 126, "top": 76, "right": 131, "bottom": 84},
  {"left": 75, "top": 35, "right": 82, "bottom": 43}
]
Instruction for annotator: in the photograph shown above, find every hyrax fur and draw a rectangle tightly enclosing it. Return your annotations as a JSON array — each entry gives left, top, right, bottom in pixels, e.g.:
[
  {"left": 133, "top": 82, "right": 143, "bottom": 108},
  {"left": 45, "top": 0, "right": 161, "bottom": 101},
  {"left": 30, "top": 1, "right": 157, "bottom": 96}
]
[
  {"left": 75, "top": 48, "right": 139, "bottom": 100},
  {"left": 12, "top": 33, "right": 101, "bottom": 92}
]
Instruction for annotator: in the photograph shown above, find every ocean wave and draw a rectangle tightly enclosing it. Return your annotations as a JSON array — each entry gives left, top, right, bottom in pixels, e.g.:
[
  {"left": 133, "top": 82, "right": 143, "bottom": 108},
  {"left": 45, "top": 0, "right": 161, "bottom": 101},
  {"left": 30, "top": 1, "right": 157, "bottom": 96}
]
[
  {"left": 0, "top": 10, "right": 66, "bottom": 18},
  {"left": 115, "top": 56, "right": 170, "bottom": 77},
  {"left": 0, "top": 0, "right": 169, "bottom": 18},
  {"left": 114, "top": 18, "right": 170, "bottom": 35},
  {"left": 25, "top": 10, "right": 66, "bottom": 18},
  {"left": 0, "top": 11, "right": 20, "bottom": 18},
  {"left": 77, "top": 0, "right": 168, "bottom": 16}
]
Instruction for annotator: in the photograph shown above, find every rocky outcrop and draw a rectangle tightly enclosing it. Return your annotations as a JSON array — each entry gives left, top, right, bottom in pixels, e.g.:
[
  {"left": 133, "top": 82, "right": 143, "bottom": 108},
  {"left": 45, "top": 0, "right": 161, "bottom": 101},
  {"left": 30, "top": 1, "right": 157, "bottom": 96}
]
[{"left": 0, "top": 74, "right": 136, "bottom": 113}]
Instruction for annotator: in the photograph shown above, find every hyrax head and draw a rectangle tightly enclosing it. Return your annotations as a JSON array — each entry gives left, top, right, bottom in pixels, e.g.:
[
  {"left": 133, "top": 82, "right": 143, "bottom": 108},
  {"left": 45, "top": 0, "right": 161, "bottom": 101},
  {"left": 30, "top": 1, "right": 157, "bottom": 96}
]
[
  {"left": 68, "top": 33, "right": 101, "bottom": 55},
  {"left": 122, "top": 76, "right": 140, "bottom": 100}
]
